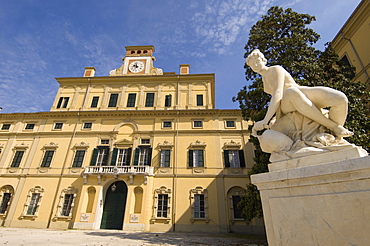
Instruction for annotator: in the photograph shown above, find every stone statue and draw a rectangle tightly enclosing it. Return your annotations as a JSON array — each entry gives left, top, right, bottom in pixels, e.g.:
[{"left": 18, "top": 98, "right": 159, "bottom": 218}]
[{"left": 246, "top": 49, "right": 365, "bottom": 162}]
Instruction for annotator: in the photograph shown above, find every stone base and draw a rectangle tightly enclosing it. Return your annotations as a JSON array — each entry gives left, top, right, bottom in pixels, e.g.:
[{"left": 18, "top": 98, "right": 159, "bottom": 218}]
[{"left": 251, "top": 155, "right": 370, "bottom": 246}]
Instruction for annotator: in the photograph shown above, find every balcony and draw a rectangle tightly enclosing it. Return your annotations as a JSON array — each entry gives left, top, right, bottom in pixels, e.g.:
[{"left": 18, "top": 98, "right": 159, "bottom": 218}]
[{"left": 83, "top": 166, "right": 154, "bottom": 176}]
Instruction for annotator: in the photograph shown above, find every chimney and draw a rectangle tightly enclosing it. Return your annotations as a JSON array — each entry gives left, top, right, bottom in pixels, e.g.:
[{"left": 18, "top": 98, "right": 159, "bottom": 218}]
[
  {"left": 84, "top": 67, "right": 96, "bottom": 77},
  {"left": 179, "top": 64, "right": 190, "bottom": 75}
]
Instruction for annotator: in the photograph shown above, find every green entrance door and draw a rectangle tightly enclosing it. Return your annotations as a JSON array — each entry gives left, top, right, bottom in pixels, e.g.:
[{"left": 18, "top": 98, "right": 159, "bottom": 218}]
[{"left": 100, "top": 181, "right": 127, "bottom": 229}]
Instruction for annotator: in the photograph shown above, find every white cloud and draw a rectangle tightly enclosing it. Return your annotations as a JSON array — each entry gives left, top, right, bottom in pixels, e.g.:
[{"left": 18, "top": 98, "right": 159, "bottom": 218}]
[{"left": 190, "top": 0, "right": 275, "bottom": 54}]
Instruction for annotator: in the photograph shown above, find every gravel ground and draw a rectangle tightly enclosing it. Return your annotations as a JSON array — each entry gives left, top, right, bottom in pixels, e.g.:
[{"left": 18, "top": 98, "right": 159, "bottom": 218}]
[{"left": 0, "top": 227, "right": 267, "bottom": 246}]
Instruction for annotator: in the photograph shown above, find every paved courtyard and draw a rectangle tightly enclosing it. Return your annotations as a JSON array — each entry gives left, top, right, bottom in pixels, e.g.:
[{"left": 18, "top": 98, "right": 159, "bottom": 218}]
[{"left": 0, "top": 227, "right": 267, "bottom": 246}]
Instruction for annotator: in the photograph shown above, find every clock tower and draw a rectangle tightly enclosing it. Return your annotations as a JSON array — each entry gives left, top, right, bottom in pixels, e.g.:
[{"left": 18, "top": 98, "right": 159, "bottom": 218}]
[{"left": 109, "top": 45, "right": 163, "bottom": 76}]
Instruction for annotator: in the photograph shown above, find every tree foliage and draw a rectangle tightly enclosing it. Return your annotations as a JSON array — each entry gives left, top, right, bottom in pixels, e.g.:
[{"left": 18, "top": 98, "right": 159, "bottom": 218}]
[{"left": 235, "top": 6, "right": 370, "bottom": 223}]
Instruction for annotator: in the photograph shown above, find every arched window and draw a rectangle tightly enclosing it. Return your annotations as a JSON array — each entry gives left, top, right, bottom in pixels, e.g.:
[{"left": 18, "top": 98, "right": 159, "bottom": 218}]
[{"left": 0, "top": 185, "right": 14, "bottom": 215}]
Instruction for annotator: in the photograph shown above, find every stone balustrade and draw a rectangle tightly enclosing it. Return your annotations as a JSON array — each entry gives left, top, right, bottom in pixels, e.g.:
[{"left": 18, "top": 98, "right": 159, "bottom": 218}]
[{"left": 84, "top": 166, "right": 154, "bottom": 176}]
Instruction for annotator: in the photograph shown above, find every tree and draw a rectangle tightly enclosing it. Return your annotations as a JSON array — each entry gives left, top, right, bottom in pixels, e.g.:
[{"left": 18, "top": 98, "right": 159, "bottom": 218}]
[{"left": 234, "top": 6, "right": 370, "bottom": 223}]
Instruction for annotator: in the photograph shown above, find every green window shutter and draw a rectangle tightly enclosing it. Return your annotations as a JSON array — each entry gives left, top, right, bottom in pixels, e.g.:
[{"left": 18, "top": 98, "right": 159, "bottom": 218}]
[
  {"left": 126, "top": 148, "right": 132, "bottom": 165},
  {"left": 224, "top": 150, "right": 230, "bottom": 167},
  {"left": 198, "top": 150, "right": 204, "bottom": 167},
  {"left": 188, "top": 150, "right": 193, "bottom": 167},
  {"left": 147, "top": 148, "right": 153, "bottom": 166},
  {"left": 238, "top": 150, "right": 246, "bottom": 168},
  {"left": 165, "top": 150, "right": 171, "bottom": 167},
  {"left": 90, "top": 148, "right": 99, "bottom": 166},
  {"left": 110, "top": 148, "right": 118, "bottom": 166},
  {"left": 133, "top": 148, "right": 140, "bottom": 165}
]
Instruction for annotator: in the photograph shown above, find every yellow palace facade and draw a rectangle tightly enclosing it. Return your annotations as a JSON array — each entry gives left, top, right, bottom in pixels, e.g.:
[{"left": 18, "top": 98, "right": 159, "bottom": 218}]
[{"left": 0, "top": 46, "right": 262, "bottom": 233}]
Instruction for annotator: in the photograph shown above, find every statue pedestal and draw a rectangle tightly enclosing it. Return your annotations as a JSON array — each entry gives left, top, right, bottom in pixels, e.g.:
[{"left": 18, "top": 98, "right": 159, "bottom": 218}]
[{"left": 251, "top": 151, "right": 370, "bottom": 246}]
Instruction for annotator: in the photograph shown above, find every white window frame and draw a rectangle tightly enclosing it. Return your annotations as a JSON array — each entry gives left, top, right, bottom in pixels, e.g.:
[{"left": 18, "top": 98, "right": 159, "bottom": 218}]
[
  {"left": 162, "top": 121, "right": 172, "bottom": 129},
  {"left": 225, "top": 120, "right": 236, "bottom": 128},
  {"left": 97, "top": 148, "right": 108, "bottom": 166},
  {"left": 138, "top": 148, "right": 149, "bottom": 165},
  {"left": 228, "top": 150, "right": 241, "bottom": 168},
  {"left": 54, "top": 186, "right": 78, "bottom": 220},
  {"left": 1, "top": 123, "right": 11, "bottom": 131},
  {"left": 117, "top": 148, "right": 128, "bottom": 166},
  {"left": 192, "top": 120, "right": 203, "bottom": 128},
  {"left": 82, "top": 122, "right": 93, "bottom": 130},
  {"left": 53, "top": 122, "right": 64, "bottom": 130},
  {"left": 20, "top": 186, "right": 44, "bottom": 219},
  {"left": 24, "top": 123, "right": 36, "bottom": 130},
  {"left": 151, "top": 186, "right": 171, "bottom": 223},
  {"left": 190, "top": 186, "right": 209, "bottom": 223}
]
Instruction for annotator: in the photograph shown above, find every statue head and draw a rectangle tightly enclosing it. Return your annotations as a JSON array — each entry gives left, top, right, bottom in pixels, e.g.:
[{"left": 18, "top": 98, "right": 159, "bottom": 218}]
[{"left": 246, "top": 49, "right": 267, "bottom": 66}]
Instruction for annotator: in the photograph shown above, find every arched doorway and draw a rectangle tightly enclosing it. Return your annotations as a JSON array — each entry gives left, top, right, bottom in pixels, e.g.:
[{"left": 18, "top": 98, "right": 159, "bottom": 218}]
[{"left": 100, "top": 181, "right": 127, "bottom": 229}]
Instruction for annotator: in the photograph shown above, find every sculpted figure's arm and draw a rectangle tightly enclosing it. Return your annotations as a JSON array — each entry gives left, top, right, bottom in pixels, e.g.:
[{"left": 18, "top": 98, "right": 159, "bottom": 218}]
[{"left": 253, "top": 66, "right": 285, "bottom": 131}]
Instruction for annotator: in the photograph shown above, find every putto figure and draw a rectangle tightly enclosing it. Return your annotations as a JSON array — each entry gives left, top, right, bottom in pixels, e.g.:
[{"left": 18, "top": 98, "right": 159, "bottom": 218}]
[{"left": 246, "top": 49, "right": 357, "bottom": 161}]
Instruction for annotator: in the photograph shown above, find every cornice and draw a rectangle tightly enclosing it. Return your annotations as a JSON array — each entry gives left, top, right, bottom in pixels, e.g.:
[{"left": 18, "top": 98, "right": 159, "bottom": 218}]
[
  {"left": 331, "top": 0, "right": 369, "bottom": 49},
  {"left": 0, "top": 109, "right": 243, "bottom": 119},
  {"left": 55, "top": 73, "right": 215, "bottom": 84}
]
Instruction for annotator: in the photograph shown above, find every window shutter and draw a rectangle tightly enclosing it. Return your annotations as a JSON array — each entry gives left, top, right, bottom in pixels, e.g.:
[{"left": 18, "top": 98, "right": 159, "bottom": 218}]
[
  {"left": 133, "top": 148, "right": 140, "bottom": 165},
  {"left": 198, "top": 150, "right": 204, "bottom": 167},
  {"left": 224, "top": 150, "right": 230, "bottom": 167},
  {"left": 110, "top": 148, "right": 118, "bottom": 166},
  {"left": 90, "top": 148, "right": 99, "bottom": 166},
  {"left": 188, "top": 150, "right": 193, "bottom": 167},
  {"left": 126, "top": 148, "right": 132, "bottom": 165},
  {"left": 238, "top": 150, "right": 245, "bottom": 167},
  {"left": 147, "top": 148, "right": 153, "bottom": 166},
  {"left": 165, "top": 150, "right": 171, "bottom": 167}
]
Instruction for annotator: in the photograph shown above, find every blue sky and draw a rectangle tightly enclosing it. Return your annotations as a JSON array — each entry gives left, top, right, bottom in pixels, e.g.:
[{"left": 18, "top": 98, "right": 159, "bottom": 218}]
[{"left": 0, "top": 0, "right": 362, "bottom": 113}]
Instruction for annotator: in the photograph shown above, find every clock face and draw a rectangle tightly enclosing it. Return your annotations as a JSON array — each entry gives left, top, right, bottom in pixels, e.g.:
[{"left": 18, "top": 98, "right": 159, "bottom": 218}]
[{"left": 129, "top": 61, "right": 145, "bottom": 73}]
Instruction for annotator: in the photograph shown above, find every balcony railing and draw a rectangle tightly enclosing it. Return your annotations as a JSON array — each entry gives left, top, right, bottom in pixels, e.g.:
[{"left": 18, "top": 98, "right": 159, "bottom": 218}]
[{"left": 84, "top": 166, "right": 154, "bottom": 176}]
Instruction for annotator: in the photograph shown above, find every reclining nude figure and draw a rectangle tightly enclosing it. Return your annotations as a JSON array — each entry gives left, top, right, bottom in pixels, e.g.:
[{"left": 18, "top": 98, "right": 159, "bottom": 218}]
[{"left": 246, "top": 49, "right": 353, "bottom": 139}]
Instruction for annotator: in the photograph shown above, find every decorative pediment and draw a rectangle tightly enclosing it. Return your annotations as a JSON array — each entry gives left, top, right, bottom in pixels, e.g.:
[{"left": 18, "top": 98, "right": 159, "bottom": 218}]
[
  {"left": 114, "top": 139, "right": 133, "bottom": 147},
  {"left": 74, "top": 141, "right": 89, "bottom": 149},
  {"left": 13, "top": 142, "right": 29, "bottom": 150},
  {"left": 189, "top": 140, "right": 206, "bottom": 148},
  {"left": 223, "top": 140, "right": 241, "bottom": 149},
  {"left": 157, "top": 140, "right": 174, "bottom": 149},
  {"left": 44, "top": 142, "right": 59, "bottom": 149}
]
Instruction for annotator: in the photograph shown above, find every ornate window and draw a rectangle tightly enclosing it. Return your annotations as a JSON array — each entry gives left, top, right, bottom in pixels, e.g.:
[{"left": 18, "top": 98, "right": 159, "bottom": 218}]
[
  {"left": 72, "top": 142, "right": 89, "bottom": 168},
  {"left": 151, "top": 186, "right": 171, "bottom": 223},
  {"left": 0, "top": 185, "right": 14, "bottom": 216},
  {"left": 54, "top": 186, "right": 78, "bottom": 220},
  {"left": 40, "top": 142, "right": 58, "bottom": 168},
  {"left": 228, "top": 187, "right": 246, "bottom": 223},
  {"left": 190, "top": 186, "right": 209, "bottom": 223},
  {"left": 10, "top": 143, "right": 29, "bottom": 168},
  {"left": 157, "top": 140, "right": 174, "bottom": 168},
  {"left": 223, "top": 141, "right": 245, "bottom": 168},
  {"left": 188, "top": 140, "right": 206, "bottom": 168},
  {"left": 20, "top": 186, "right": 44, "bottom": 219}
]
